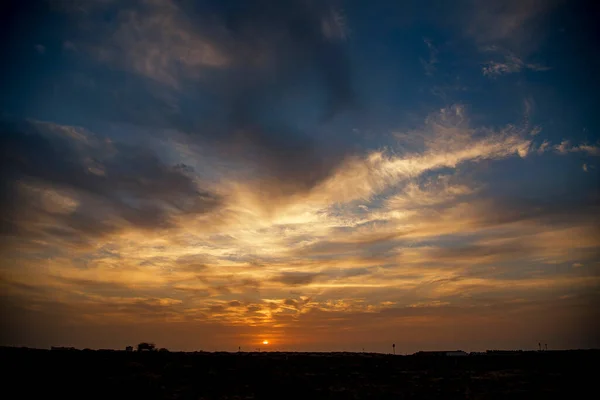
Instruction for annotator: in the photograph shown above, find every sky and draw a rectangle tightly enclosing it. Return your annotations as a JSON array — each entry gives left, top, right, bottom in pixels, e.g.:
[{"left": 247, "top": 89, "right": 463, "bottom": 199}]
[{"left": 1, "top": 0, "right": 599, "bottom": 353}]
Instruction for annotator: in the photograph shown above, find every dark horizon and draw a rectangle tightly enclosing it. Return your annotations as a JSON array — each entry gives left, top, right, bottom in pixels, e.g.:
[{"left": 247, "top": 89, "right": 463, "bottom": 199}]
[
  {"left": 6, "top": 344, "right": 599, "bottom": 355},
  {"left": 2, "top": 345, "right": 598, "bottom": 399}
]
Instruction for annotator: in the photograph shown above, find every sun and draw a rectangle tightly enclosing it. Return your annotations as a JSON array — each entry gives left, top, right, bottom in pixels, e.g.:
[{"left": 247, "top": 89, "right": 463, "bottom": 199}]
[{"left": 262, "top": 340, "right": 269, "bottom": 345}]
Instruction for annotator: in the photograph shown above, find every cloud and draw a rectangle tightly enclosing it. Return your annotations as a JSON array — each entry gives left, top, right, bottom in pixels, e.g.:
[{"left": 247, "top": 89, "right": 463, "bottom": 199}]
[
  {"left": 523, "top": 97, "right": 534, "bottom": 118},
  {"left": 465, "top": 0, "right": 560, "bottom": 53},
  {"left": 271, "top": 272, "right": 321, "bottom": 287},
  {"left": 57, "top": 0, "right": 357, "bottom": 196},
  {"left": 311, "top": 104, "right": 533, "bottom": 204},
  {"left": 481, "top": 47, "right": 550, "bottom": 77},
  {"left": 555, "top": 140, "right": 600, "bottom": 156},
  {"left": 537, "top": 140, "right": 551, "bottom": 154},
  {"left": 420, "top": 38, "right": 439, "bottom": 76},
  {"left": 385, "top": 175, "right": 478, "bottom": 210},
  {"left": 0, "top": 118, "right": 221, "bottom": 247},
  {"left": 3, "top": 154, "right": 599, "bottom": 348},
  {"left": 482, "top": 60, "right": 549, "bottom": 77},
  {"left": 530, "top": 126, "right": 542, "bottom": 136},
  {"left": 63, "top": 0, "right": 228, "bottom": 87},
  {"left": 321, "top": 6, "right": 349, "bottom": 41}
]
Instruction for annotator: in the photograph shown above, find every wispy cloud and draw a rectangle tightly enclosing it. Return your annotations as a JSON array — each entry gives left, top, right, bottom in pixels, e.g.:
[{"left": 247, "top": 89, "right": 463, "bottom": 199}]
[
  {"left": 482, "top": 47, "right": 550, "bottom": 77},
  {"left": 312, "top": 104, "right": 533, "bottom": 204},
  {"left": 555, "top": 140, "right": 600, "bottom": 156},
  {"left": 321, "top": 6, "right": 349, "bottom": 41},
  {"left": 537, "top": 140, "right": 551, "bottom": 154},
  {"left": 465, "top": 0, "right": 560, "bottom": 53},
  {"left": 73, "top": 0, "right": 228, "bottom": 87},
  {"left": 420, "top": 38, "right": 439, "bottom": 76}
]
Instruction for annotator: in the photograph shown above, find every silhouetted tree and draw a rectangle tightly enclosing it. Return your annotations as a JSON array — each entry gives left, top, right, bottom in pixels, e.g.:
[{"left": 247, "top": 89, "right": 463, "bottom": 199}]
[{"left": 137, "top": 342, "right": 156, "bottom": 352}]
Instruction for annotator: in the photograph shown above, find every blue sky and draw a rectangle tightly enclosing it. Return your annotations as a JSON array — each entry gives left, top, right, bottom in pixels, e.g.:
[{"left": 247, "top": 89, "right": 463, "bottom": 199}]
[{"left": 1, "top": 0, "right": 599, "bottom": 352}]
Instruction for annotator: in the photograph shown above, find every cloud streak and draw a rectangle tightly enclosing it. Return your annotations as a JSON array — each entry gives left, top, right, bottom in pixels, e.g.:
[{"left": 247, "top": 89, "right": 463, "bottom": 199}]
[
  {"left": 481, "top": 47, "right": 550, "bottom": 77},
  {"left": 465, "top": 0, "right": 561, "bottom": 53},
  {"left": 420, "top": 38, "right": 439, "bottom": 76},
  {"left": 555, "top": 140, "right": 600, "bottom": 156}
]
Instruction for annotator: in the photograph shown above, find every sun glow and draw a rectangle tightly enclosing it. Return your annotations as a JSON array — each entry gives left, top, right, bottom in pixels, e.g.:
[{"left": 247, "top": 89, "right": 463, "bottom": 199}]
[{"left": 262, "top": 340, "right": 269, "bottom": 345}]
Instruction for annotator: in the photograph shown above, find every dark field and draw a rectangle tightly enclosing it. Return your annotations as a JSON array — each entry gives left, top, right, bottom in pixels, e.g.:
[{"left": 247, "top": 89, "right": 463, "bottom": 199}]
[{"left": 2, "top": 347, "right": 598, "bottom": 399}]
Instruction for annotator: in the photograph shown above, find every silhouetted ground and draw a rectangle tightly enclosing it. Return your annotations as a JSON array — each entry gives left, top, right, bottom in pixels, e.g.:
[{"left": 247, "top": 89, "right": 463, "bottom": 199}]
[{"left": 1, "top": 347, "right": 597, "bottom": 399}]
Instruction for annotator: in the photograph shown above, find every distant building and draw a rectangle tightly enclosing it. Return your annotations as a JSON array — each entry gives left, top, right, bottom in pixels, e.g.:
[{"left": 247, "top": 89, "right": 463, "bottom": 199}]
[
  {"left": 137, "top": 342, "right": 156, "bottom": 352},
  {"left": 485, "top": 350, "right": 524, "bottom": 355},
  {"left": 446, "top": 351, "right": 468, "bottom": 356},
  {"left": 415, "top": 351, "right": 444, "bottom": 356},
  {"left": 125, "top": 346, "right": 133, "bottom": 352},
  {"left": 50, "top": 346, "right": 76, "bottom": 351},
  {"left": 414, "top": 350, "right": 467, "bottom": 357}
]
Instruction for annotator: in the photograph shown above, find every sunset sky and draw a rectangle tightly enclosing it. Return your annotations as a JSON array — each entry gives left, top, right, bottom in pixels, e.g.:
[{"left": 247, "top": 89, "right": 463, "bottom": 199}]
[{"left": 1, "top": 0, "right": 599, "bottom": 353}]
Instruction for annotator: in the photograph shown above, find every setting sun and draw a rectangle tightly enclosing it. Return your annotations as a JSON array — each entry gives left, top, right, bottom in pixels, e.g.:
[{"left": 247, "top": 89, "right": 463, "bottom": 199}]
[{"left": 262, "top": 340, "right": 269, "bottom": 345}]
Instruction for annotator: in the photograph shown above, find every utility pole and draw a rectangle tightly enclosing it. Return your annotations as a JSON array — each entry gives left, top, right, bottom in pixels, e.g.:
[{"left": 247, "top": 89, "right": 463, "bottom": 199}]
[
  {"left": 392, "top": 343, "right": 395, "bottom": 355},
  {"left": 545, "top": 344, "right": 548, "bottom": 351},
  {"left": 538, "top": 342, "right": 541, "bottom": 351}
]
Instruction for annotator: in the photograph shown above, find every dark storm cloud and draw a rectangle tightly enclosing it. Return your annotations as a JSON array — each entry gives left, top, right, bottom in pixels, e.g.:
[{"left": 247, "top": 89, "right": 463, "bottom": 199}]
[
  {"left": 51, "top": 0, "right": 357, "bottom": 194},
  {"left": 0, "top": 118, "right": 221, "bottom": 242}
]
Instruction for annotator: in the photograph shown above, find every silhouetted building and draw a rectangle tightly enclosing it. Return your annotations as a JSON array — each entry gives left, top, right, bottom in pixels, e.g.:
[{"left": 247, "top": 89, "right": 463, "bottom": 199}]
[
  {"left": 446, "top": 350, "right": 468, "bottom": 356},
  {"left": 414, "top": 350, "right": 467, "bottom": 357},
  {"left": 486, "top": 350, "right": 524, "bottom": 355},
  {"left": 51, "top": 346, "right": 76, "bottom": 351},
  {"left": 137, "top": 342, "right": 156, "bottom": 352}
]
